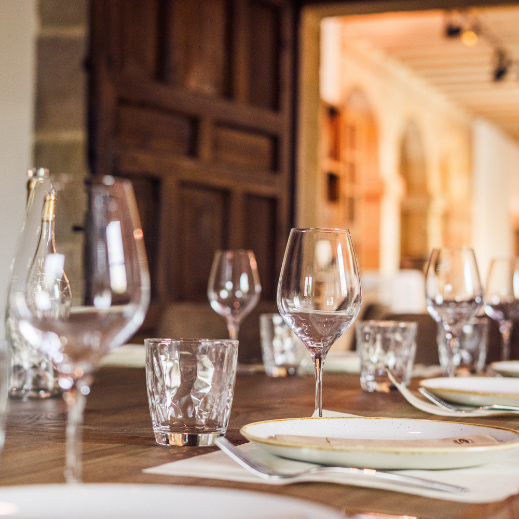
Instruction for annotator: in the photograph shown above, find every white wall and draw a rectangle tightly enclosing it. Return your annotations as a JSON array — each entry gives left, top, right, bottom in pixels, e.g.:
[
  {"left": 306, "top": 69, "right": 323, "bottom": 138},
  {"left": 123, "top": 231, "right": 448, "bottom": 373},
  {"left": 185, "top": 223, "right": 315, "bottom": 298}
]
[
  {"left": 0, "top": 1, "right": 37, "bottom": 337},
  {"left": 472, "top": 119, "right": 519, "bottom": 280}
]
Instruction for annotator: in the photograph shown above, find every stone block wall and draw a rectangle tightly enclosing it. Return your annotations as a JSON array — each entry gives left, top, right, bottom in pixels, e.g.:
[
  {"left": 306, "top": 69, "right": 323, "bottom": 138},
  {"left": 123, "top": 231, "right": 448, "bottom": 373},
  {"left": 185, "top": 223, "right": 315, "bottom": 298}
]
[{"left": 33, "top": 0, "right": 89, "bottom": 175}]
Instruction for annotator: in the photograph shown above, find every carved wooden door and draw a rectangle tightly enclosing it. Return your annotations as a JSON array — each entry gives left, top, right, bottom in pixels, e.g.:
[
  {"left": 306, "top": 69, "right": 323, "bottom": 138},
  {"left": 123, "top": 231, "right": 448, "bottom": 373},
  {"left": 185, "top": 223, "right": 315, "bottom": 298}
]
[{"left": 88, "top": 0, "right": 294, "bottom": 354}]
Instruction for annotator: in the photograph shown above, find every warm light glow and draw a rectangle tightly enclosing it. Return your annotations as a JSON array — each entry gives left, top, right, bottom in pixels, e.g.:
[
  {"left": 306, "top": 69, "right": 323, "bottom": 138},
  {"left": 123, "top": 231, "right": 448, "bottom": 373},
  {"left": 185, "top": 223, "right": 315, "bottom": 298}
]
[{"left": 461, "top": 29, "right": 478, "bottom": 46}]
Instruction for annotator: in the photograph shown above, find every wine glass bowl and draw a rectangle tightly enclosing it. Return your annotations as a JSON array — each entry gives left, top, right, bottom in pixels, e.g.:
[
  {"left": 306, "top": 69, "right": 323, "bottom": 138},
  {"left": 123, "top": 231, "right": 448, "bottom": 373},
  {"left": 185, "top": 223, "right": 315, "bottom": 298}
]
[
  {"left": 484, "top": 257, "right": 519, "bottom": 361},
  {"left": 425, "top": 247, "right": 484, "bottom": 376},
  {"left": 8, "top": 174, "right": 150, "bottom": 482},
  {"left": 207, "top": 250, "right": 262, "bottom": 341},
  {"left": 277, "top": 228, "right": 362, "bottom": 416}
]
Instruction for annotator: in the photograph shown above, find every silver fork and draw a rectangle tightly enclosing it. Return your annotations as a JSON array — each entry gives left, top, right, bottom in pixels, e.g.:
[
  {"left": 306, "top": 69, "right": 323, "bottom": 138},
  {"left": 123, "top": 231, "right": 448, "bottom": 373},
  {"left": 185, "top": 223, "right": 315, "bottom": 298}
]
[
  {"left": 214, "top": 437, "right": 468, "bottom": 495},
  {"left": 418, "top": 387, "right": 519, "bottom": 413}
]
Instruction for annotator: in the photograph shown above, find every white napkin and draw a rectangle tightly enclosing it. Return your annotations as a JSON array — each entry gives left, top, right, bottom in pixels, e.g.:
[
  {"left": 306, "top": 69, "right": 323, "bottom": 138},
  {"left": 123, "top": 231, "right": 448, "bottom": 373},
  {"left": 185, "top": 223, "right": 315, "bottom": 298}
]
[
  {"left": 323, "top": 351, "right": 360, "bottom": 373},
  {"left": 142, "top": 410, "right": 519, "bottom": 503},
  {"left": 100, "top": 346, "right": 362, "bottom": 373},
  {"left": 99, "top": 344, "right": 145, "bottom": 368},
  {"left": 387, "top": 370, "right": 519, "bottom": 417}
]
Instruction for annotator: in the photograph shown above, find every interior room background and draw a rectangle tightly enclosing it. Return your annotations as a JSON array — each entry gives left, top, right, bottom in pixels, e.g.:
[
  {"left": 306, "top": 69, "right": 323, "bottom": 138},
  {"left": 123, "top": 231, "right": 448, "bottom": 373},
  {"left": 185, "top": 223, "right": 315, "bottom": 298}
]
[{"left": 1, "top": 0, "right": 518, "bottom": 359}]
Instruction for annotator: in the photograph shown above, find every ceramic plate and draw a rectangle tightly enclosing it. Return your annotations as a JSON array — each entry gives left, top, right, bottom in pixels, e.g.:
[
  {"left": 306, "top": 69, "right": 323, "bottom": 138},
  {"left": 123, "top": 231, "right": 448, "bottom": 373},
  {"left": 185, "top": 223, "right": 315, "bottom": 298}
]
[
  {"left": 0, "top": 484, "right": 344, "bottom": 519},
  {"left": 490, "top": 361, "right": 519, "bottom": 377},
  {"left": 241, "top": 417, "right": 519, "bottom": 470},
  {"left": 420, "top": 377, "right": 519, "bottom": 406}
]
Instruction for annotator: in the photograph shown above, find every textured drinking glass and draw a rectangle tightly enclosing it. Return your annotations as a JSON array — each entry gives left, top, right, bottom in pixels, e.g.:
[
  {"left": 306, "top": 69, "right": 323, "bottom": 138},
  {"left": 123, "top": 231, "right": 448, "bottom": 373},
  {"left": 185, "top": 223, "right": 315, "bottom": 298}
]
[
  {"left": 437, "top": 316, "right": 489, "bottom": 376},
  {"left": 145, "top": 338, "right": 238, "bottom": 447},
  {"left": 357, "top": 320, "right": 417, "bottom": 392},
  {"left": 259, "top": 313, "right": 307, "bottom": 377}
]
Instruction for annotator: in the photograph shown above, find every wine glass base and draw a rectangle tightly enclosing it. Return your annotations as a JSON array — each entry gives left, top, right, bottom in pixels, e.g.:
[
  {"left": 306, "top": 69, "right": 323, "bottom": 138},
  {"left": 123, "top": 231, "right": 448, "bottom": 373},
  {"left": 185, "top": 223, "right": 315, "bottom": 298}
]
[{"left": 153, "top": 431, "right": 223, "bottom": 447}]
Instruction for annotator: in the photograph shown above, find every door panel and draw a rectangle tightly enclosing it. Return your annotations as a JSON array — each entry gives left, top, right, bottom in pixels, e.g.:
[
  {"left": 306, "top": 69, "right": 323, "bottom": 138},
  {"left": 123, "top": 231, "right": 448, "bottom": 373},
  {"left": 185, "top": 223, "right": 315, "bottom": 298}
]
[{"left": 89, "top": 0, "right": 294, "bottom": 360}]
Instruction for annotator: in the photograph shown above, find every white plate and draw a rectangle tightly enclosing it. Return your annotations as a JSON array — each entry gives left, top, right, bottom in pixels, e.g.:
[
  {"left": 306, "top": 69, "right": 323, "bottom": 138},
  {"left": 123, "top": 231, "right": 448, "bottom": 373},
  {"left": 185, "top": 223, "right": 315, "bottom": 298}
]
[
  {"left": 490, "top": 361, "right": 519, "bottom": 377},
  {"left": 0, "top": 484, "right": 343, "bottom": 519},
  {"left": 241, "top": 417, "right": 519, "bottom": 470},
  {"left": 420, "top": 377, "right": 519, "bottom": 406}
]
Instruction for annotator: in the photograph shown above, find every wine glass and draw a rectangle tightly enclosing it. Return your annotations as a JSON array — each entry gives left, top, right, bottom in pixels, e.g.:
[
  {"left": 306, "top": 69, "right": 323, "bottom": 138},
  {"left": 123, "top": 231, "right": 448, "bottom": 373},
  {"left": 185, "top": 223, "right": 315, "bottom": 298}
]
[
  {"left": 207, "top": 250, "right": 262, "bottom": 346},
  {"left": 484, "top": 257, "right": 519, "bottom": 361},
  {"left": 8, "top": 174, "right": 150, "bottom": 483},
  {"left": 277, "top": 228, "right": 362, "bottom": 417},
  {"left": 425, "top": 247, "right": 483, "bottom": 376}
]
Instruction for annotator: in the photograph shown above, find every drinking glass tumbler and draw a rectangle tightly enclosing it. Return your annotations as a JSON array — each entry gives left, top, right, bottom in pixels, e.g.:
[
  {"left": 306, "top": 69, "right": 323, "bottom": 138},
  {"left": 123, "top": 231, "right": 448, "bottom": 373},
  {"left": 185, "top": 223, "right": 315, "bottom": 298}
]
[
  {"left": 145, "top": 338, "right": 238, "bottom": 447},
  {"left": 357, "top": 320, "right": 417, "bottom": 392},
  {"left": 259, "top": 313, "right": 307, "bottom": 377}
]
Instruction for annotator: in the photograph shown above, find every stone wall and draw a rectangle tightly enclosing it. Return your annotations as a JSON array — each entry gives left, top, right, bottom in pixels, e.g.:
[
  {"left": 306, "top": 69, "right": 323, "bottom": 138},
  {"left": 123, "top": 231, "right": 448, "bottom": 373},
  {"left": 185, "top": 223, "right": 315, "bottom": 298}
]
[{"left": 33, "top": 0, "right": 89, "bottom": 175}]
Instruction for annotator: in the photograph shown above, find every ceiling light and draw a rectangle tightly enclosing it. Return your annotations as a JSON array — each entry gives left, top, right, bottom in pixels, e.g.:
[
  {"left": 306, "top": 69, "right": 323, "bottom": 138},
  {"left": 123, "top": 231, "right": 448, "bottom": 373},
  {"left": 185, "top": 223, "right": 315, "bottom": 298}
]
[{"left": 461, "top": 28, "right": 478, "bottom": 47}]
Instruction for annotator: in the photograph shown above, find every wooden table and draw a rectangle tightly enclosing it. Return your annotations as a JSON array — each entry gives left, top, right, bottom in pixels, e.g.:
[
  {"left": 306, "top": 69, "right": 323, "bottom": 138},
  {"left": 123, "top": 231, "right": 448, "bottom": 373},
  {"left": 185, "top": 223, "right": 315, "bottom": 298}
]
[{"left": 2, "top": 366, "right": 519, "bottom": 518}]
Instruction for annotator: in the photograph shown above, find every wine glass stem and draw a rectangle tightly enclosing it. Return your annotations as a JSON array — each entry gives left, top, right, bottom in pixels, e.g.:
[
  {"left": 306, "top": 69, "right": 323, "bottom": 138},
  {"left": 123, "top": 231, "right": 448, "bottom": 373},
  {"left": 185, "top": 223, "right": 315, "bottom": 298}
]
[
  {"left": 446, "top": 332, "right": 458, "bottom": 377},
  {"left": 227, "top": 321, "right": 239, "bottom": 341},
  {"left": 313, "top": 351, "right": 324, "bottom": 417},
  {"left": 63, "top": 385, "right": 86, "bottom": 484},
  {"left": 499, "top": 320, "right": 513, "bottom": 361}
]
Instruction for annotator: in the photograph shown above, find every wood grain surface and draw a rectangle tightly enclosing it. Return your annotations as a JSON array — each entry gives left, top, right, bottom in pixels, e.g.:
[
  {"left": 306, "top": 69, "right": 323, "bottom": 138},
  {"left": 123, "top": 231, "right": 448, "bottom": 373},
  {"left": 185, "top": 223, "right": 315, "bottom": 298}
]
[{"left": 2, "top": 367, "right": 519, "bottom": 518}]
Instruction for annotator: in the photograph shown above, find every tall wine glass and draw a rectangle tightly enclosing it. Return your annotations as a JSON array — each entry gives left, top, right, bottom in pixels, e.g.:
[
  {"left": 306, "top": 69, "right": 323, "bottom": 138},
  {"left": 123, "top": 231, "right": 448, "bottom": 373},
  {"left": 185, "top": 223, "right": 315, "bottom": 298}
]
[
  {"left": 425, "top": 247, "right": 483, "bottom": 376},
  {"left": 277, "top": 228, "right": 362, "bottom": 417},
  {"left": 8, "top": 174, "right": 150, "bottom": 483},
  {"left": 207, "top": 249, "right": 262, "bottom": 343},
  {"left": 484, "top": 257, "right": 519, "bottom": 361}
]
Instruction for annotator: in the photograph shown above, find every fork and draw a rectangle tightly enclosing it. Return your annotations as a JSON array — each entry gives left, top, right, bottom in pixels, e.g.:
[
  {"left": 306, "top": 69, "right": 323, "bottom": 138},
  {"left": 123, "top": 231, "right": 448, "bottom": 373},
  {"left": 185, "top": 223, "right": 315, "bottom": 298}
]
[
  {"left": 214, "top": 437, "right": 468, "bottom": 495},
  {"left": 418, "top": 387, "right": 519, "bottom": 414},
  {"left": 387, "top": 369, "right": 519, "bottom": 417}
]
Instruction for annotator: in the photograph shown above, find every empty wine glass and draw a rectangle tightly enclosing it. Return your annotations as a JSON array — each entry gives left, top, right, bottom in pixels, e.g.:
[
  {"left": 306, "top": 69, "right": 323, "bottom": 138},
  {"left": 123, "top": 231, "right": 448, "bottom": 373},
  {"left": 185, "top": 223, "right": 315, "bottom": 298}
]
[
  {"left": 277, "top": 228, "right": 362, "bottom": 417},
  {"left": 484, "top": 257, "right": 519, "bottom": 361},
  {"left": 8, "top": 174, "right": 150, "bottom": 483},
  {"left": 425, "top": 247, "right": 483, "bottom": 376},
  {"left": 207, "top": 249, "right": 262, "bottom": 345}
]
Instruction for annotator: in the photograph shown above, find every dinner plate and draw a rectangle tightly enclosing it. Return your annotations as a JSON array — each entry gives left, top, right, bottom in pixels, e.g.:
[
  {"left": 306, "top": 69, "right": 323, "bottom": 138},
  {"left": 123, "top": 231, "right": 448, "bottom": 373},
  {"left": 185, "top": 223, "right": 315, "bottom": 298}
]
[
  {"left": 0, "top": 484, "right": 343, "bottom": 519},
  {"left": 241, "top": 417, "right": 519, "bottom": 470},
  {"left": 490, "top": 361, "right": 519, "bottom": 377},
  {"left": 420, "top": 377, "right": 519, "bottom": 406}
]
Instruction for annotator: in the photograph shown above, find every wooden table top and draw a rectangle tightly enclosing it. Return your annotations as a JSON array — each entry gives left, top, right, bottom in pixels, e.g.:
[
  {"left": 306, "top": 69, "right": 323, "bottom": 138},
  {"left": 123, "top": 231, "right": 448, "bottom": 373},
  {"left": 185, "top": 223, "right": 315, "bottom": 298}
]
[{"left": 2, "top": 366, "right": 519, "bottom": 518}]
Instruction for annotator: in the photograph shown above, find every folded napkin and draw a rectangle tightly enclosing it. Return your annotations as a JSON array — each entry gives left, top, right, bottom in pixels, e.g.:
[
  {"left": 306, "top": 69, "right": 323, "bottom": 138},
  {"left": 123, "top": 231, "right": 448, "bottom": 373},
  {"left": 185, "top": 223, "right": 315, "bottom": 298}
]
[
  {"left": 143, "top": 410, "right": 519, "bottom": 503},
  {"left": 323, "top": 352, "right": 360, "bottom": 373},
  {"left": 387, "top": 371, "right": 518, "bottom": 417},
  {"left": 100, "top": 346, "right": 362, "bottom": 373},
  {"left": 99, "top": 344, "right": 145, "bottom": 368}
]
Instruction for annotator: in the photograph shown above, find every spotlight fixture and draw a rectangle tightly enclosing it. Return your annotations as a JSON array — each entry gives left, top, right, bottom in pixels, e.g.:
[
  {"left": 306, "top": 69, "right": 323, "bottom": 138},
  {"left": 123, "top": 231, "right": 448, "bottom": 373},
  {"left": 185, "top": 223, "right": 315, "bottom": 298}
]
[
  {"left": 445, "top": 11, "right": 462, "bottom": 38},
  {"left": 493, "top": 49, "right": 510, "bottom": 81},
  {"left": 445, "top": 22, "right": 462, "bottom": 38},
  {"left": 443, "top": 9, "right": 517, "bottom": 83}
]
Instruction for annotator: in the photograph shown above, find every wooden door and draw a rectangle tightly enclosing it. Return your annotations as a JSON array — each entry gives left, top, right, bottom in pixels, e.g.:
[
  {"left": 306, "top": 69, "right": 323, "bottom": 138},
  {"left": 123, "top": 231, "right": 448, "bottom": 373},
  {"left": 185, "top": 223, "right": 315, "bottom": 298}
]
[{"left": 88, "top": 0, "right": 295, "bottom": 354}]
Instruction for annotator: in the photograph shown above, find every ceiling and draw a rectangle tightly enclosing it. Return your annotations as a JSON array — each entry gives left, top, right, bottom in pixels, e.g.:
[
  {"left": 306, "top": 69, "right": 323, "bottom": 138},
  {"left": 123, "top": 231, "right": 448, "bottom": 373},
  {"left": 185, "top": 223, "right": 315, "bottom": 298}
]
[{"left": 336, "top": 5, "right": 519, "bottom": 142}]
